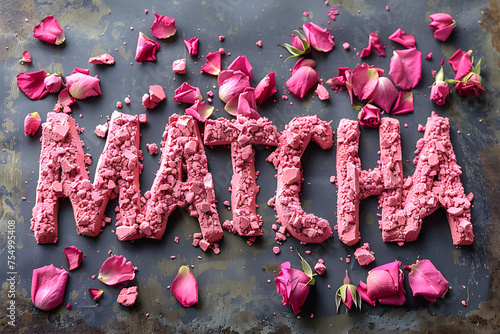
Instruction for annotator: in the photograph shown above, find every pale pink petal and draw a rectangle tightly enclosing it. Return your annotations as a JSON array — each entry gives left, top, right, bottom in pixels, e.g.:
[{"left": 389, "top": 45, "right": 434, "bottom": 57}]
[
  {"left": 315, "top": 83, "right": 329, "bottom": 100},
  {"left": 184, "top": 37, "right": 199, "bottom": 56},
  {"left": 98, "top": 255, "right": 135, "bottom": 285},
  {"left": 173, "top": 58, "right": 186, "bottom": 74},
  {"left": 173, "top": 82, "right": 202, "bottom": 104},
  {"left": 286, "top": 65, "right": 319, "bottom": 98},
  {"left": 391, "top": 91, "right": 413, "bottom": 114},
  {"left": 218, "top": 70, "right": 251, "bottom": 103},
  {"left": 227, "top": 55, "right": 253, "bottom": 80},
  {"left": 89, "top": 53, "right": 115, "bottom": 65},
  {"left": 24, "top": 112, "right": 41, "bottom": 136},
  {"left": 448, "top": 49, "right": 467, "bottom": 72},
  {"left": 117, "top": 286, "right": 138, "bottom": 306},
  {"left": 53, "top": 88, "right": 76, "bottom": 113},
  {"left": 135, "top": 32, "right": 160, "bottom": 62},
  {"left": 44, "top": 74, "right": 63, "bottom": 93},
  {"left": 171, "top": 266, "right": 198, "bottom": 307},
  {"left": 186, "top": 100, "right": 214, "bottom": 121},
  {"left": 255, "top": 72, "right": 276, "bottom": 105},
  {"left": 389, "top": 48, "right": 422, "bottom": 90},
  {"left": 88, "top": 288, "right": 103, "bottom": 301},
  {"left": 351, "top": 64, "right": 380, "bottom": 100},
  {"left": 33, "top": 16, "right": 65, "bottom": 45},
  {"left": 292, "top": 57, "right": 316, "bottom": 75},
  {"left": 66, "top": 72, "right": 101, "bottom": 99},
  {"left": 303, "top": 22, "right": 334, "bottom": 52},
  {"left": 150, "top": 12, "right": 176, "bottom": 39},
  {"left": 31, "top": 264, "right": 68, "bottom": 310},
  {"left": 201, "top": 51, "right": 221, "bottom": 76},
  {"left": 237, "top": 87, "right": 260, "bottom": 119},
  {"left": 371, "top": 76, "right": 398, "bottom": 112},
  {"left": 360, "top": 32, "right": 385, "bottom": 58},
  {"left": 17, "top": 70, "right": 49, "bottom": 100},
  {"left": 291, "top": 34, "right": 305, "bottom": 51},
  {"left": 64, "top": 246, "right": 83, "bottom": 271},
  {"left": 406, "top": 259, "right": 448, "bottom": 302},
  {"left": 388, "top": 28, "right": 416, "bottom": 49},
  {"left": 20, "top": 51, "right": 32, "bottom": 63},
  {"left": 224, "top": 94, "right": 239, "bottom": 117},
  {"left": 357, "top": 281, "right": 377, "bottom": 306},
  {"left": 358, "top": 104, "right": 381, "bottom": 128}
]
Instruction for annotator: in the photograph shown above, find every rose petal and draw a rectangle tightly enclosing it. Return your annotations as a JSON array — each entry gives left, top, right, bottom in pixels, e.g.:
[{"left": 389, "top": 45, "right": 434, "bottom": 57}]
[
  {"left": 292, "top": 57, "right": 317, "bottom": 75},
  {"left": 201, "top": 51, "right": 221, "bottom": 76},
  {"left": 371, "top": 76, "right": 398, "bottom": 112},
  {"left": 453, "top": 51, "right": 472, "bottom": 80},
  {"left": 360, "top": 32, "right": 385, "bottom": 58},
  {"left": 303, "top": 22, "right": 334, "bottom": 52},
  {"left": 407, "top": 259, "right": 448, "bottom": 302},
  {"left": 71, "top": 68, "right": 90, "bottom": 75},
  {"left": 391, "top": 90, "right": 414, "bottom": 114},
  {"left": 135, "top": 32, "right": 160, "bottom": 62},
  {"left": 64, "top": 246, "right": 83, "bottom": 271},
  {"left": 389, "top": 48, "right": 422, "bottom": 90},
  {"left": 89, "top": 53, "right": 115, "bottom": 65},
  {"left": 171, "top": 266, "right": 198, "bottom": 307},
  {"left": 24, "top": 112, "right": 42, "bottom": 136},
  {"left": 448, "top": 49, "right": 468, "bottom": 72},
  {"left": 173, "top": 58, "right": 186, "bottom": 74},
  {"left": 227, "top": 55, "right": 253, "bottom": 80},
  {"left": 66, "top": 72, "right": 101, "bottom": 100},
  {"left": 31, "top": 264, "right": 68, "bottom": 310},
  {"left": 286, "top": 65, "right": 319, "bottom": 98},
  {"left": 351, "top": 64, "right": 380, "bottom": 101},
  {"left": 429, "top": 13, "right": 455, "bottom": 42},
  {"left": 357, "top": 281, "right": 377, "bottom": 306},
  {"left": 44, "top": 74, "right": 63, "bottom": 93},
  {"left": 186, "top": 100, "right": 214, "bottom": 121},
  {"left": 218, "top": 70, "right": 251, "bottom": 103},
  {"left": 366, "top": 268, "right": 398, "bottom": 299},
  {"left": 98, "top": 255, "right": 135, "bottom": 285},
  {"left": 33, "top": 16, "right": 65, "bottom": 45},
  {"left": 255, "top": 72, "right": 276, "bottom": 105},
  {"left": 358, "top": 104, "right": 381, "bottom": 128},
  {"left": 184, "top": 37, "right": 199, "bottom": 56},
  {"left": 237, "top": 87, "right": 260, "bottom": 119},
  {"left": 20, "top": 51, "right": 32, "bottom": 63},
  {"left": 291, "top": 34, "right": 305, "bottom": 51},
  {"left": 17, "top": 70, "right": 49, "bottom": 100},
  {"left": 315, "top": 83, "right": 329, "bottom": 100},
  {"left": 388, "top": 28, "right": 416, "bottom": 49},
  {"left": 378, "top": 270, "right": 406, "bottom": 305},
  {"left": 88, "top": 288, "right": 103, "bottom": 301},
  {"left": 173, "top": 82, "right": 202, "bottom": 104},
  {"left": 53, "top": 88, "right": 76, "bottom": 113},
  {"left": 150, "top": 12, "right": 176, "bottom": 39}
]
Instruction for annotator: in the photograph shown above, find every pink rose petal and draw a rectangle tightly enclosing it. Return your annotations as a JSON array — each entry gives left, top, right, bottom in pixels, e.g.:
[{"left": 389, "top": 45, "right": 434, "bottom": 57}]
[
  {"left": 33, "top": 16, "right": 65, "bottom": 45},
  {"left": 44, "top": 74, "right": 63, "bottom": 93},
  {"left": 360, "top": 32, "right": 385, "bottom": 58},
  {"left": 291, "top": 57, "right": 317, "bottom": 75},
  {"left": 64, "top": 246, "right": 83, "bottom": 271},
  {"left": 391, "top": 90, "right": 413, "bottom": 114},
  {"left": 150, "top": 12, "right": 176, "bottom": 39},
  {"left": 227, "top": 55, "right": 253, "bottom": 80},
  {"left": 171, "top": 266, "right": 198, "bottom": 307},
  {"left": 218, "top": 70, "right": 251, "bottom": 103},
  {"left": 65, "top": 71, "right": 101, "bottom": 99},
  {"left": 389, "top": 48, "right": 422, "bottom": 90},
  {"left": 173, "top": 82, "right": 202, "bottom": 104},
  {"left": 173, "top": 58, "right": 186, "bottom": 74},
  {"left": 135, "top": 32, "right": 160, "bottom": 62},
  {"left": 31, "top": 264, "right": 68, "bottom": 310},
  {"left": 53, "top": 88, "right": 76, "bottom": 113},
  {"left": 286, "top": 63, "right": 319, "bottom": 98},
  {"left": 406, "top": 259, "right": 449, "bottom": 302},
  {"left": 452, "top": 50, "right": 472, "bottom": 80},
  {"left": 201, "top": 51, "right": 221, "bottom": 76},
  {"left": 184, "top": 37, "right": 199, "bottom": 56},
  {"left": 98, "top": 255, "right": 136, "bottom": 285},
  {"left": 186, "top": 100, "right": 214, "bottom": 122},
  {"left": 20, "top": 51, "right": 32, "bottom": 63},
  {"left": 371, "top": 76, "right": 398, "bottom": 112},
  {"left": 71, "top": 68, "right": 90, "bottom": 75},
  {"left": 358, "top": 261, "right": 405, "bottom": 306},
  {"left": 378, "top": 269, "right": 405, "bottom": 306},
  {"left": 236, "top": 87, "right": 260, "bottom": 119},
  {"left": 429, "top": 13, "right": 456, "bottom": 42},
  {"left": 388, "top": 28, "right": 416, "bottom": 49},
  {"left": 89, "top": 53, "right": 115, "bottom": 65},
  {"left": 255, "top": 72, "right": 277, "bottom": 105},
  {"left": 357, "top": 281, "right": 377, "bottom": 306},
  {"left": 351, "top": 63, "right": 380, "bottom": 101},
  {"left": 448, "top": 49, "right": 468, "bottom": 72},
  {"left": 17, "top": 70, "right": 49, "bottom": 100},
  {"left": 303, "top": 22, "right": 334, "bottom": 52},
  {"left": 88, "top": 288, "right": 103, "bottom": 301},
  {"left": 358, "top": 104, "right": 381, "bottom": 128},
  {"left": 24, "top": 112, "right": 41, "bottom": 136},
  {"left": 315, "top": 83, "right": 329, "bottom": 100}
]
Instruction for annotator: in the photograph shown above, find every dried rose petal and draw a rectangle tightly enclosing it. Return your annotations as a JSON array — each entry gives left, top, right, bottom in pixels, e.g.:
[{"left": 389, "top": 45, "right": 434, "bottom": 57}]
[
  {"left": 358, "top": 104, "right": 381, "bottom": 128},
  {"left": 31, "top": 264, "right": 68, "bottom": 310},
  {"left": 184, "top": 37, "right": 199, "bottom": 56},
  {"left": 255, "top": 72, "right": 276, "bottom": 105},
  {"left": 351, "top": 64, "right": 380, "bottom": 101},
  {"left": 429, "top": 13, "right": 456, "bottom": 42},
  {"left": 89, "top": 53, "right": 115, "bottom": 65},
  {"left": 360, "top": 32, "right": 385, "bottom": 58},
  {"left": 17, "top": 70, "right": 49, "bottom": 100},
  {"left": 98, "top": 255, "right": 135, "bottom": 285},
  {"left": 171, "top": 266, "right": 198, "bottom": 307},
  {"left": 173, "top": 58, "right": 186, "bottom": 74},
  {"left": 389, "top": 48, "right": 422, "bottom": 90},
  {"left": 44, "top": 74, "right": 63, "bottom": 93},
  {"left": 405, "top": 259, "right": 449, "bottom": 302},
  {"left": 53, "top": 88, "right": 76, "bottom": 113},
  {"left": 150, "top": 12, "right": 176, "bottom": 39},
  {"left": 33, "top": 16, "right": 65, "bottom": 45},
  {"left": 450, "top": 49, "right": 472, "bottom": 80},
  {"left": 64, "top": 246, "right": 83, "bottom": 271},
  {"left": 218, "top": 70, "right": 251, "bottom": 103},
  {"left": 173, "top": 82, "right": 202, "bottom": 104},
  {"left": 302, "top": 22, "right": 334, "bottom": 52},
  {"left": 24, "top": 112, "right": 41, "bottom": 136},
  {"left": 391, "top": 91, "right": 413, "bottom": 114},
  {"left": 388, "top": 28, "right": 416, "bottom": 49},
  {"left": 201, "top": 51, "right": 221, "bottom": 76},
  {"left": 227, "top": 55, "right": 253, "bottom": 80},
  {"left": 65, "top": 71, "right": 101, "bottom": 99},
  {"left": 186, "top": 100, "right": 214, "bottom": 122},
  {"left": 315, "top": 83, "right": 329, "bottom": 100},
  {"left": 20, "top": 51, "right": 31, "bottom": 63},
  {"left": 88, "top": 288, "right": 103, "bottom": 301},
  {"left": 371, "top": 76, "right": 398, "bottom": 112},
  {"left": 135, "top": 32, "right": 160, "bottom": 62}
]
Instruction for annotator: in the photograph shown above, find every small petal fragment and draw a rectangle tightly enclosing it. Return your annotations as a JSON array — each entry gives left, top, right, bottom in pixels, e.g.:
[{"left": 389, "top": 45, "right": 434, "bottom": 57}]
[
  {"left": 44, "top": 74, "right": 63, "bottom": 93},
  {"left": 150, "top": 12, "right": 176, "bottom": 39},
  {"left": 98, "top": 255, "right": 136, "bottom": 285},
  {"left": 88, "top": 288, "right": 103, "bottom": 301},
  {"left": 20, "top": 51, "right": 32, "bottom": 63},
  {"left": 360, "top": 32, "right": 385, "bottom": 58},
  {"left": 255, "top": 72, "right": 277, "bottom": 105},
  {"left": 351, "top": 64, "right": 380, "bottom": 101},
  {"left": 388, "top": 28, "right": 416, "bottom": 49},
  {"left": 64, "top": 246, "right": 83, "bottom": 271},
  {"left": 33, "top": 16, "right": 65, "bottom": 45},
  {"left": 173, "top": 58, "right": 186, "bottom": 74},
  {"left": 173, "top": 82, "right": 202, "bottom": 104},
  {"left": 429, "top": 13, "right": 456, "bottom": 42},
  {"left": 53, "top": 88, "right": 76, "bottom": 113},
  {"left": 389, "top": 48, "right": 422, "bottom": 90},
  {"left": 66, "top": 71, "right": 101, "bottom": 99},
  {"left": 186, "top": 100, "right": 214, "bottom": 121},
  {"left": 371, "top": 76, "right": 398, "bottom": 112},
  {"left": 406, "top": 259, "right": 449, "bottom": 302},
  {"left": 17, "top": 70, "right": 49, "bottom": 100},
  {"left": 286, "top": 62, "right": 319, "bottom": 99},
  {"left": 24, "top": 112, "right": 42, "bottom": 136},
  {"left": 135, "top": 32, "right": 161, "bottom": 62},
  {"left": 358, "top": 104, "right": 381, "bottom": 128},
  {"left": 218, "top": 70, "right": 251, "bottom": 103},
  {"left": 89, "top": 53, "right": 115, "bottom": 65},
  {"left": 236, "top": 88, "right": 260, "bottom": 119},
  {"left": 31, "top": 264, "right": 68, "bottom": 310},
  {"left": 303, "top": 22, "right": 334, "bottom": 52},
  {"left": 171, "top": 266, "right": 198, "bottom": 307},
  {"left": 184, "top": 37, "right": 199, "bottom": 56},
  {"left": 391, "top": 91, "right": 413, "bottom": 114},
  {"left": 201, "top": 51, "right": 221, "bottom": 76},
  {"left": 227, "top": 55, "right": 253, "bottom": 80},
  {"left": 315, "top": 83, "right": 330, "bottom": 100}
]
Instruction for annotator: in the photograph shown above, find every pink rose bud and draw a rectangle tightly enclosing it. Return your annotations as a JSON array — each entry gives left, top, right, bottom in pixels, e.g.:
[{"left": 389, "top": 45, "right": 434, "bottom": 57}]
[
  {"left": 275, "top": 261, "right": 312, "bottom": 314},
  {"left": 358, "top": 104, "right": 381, "bottom": 128},
  {"left": 455, "top": 73, "right": 485, "bottom": 97},
  {"left": 430, "top": 81, "right": 449, "bottom": 105}
]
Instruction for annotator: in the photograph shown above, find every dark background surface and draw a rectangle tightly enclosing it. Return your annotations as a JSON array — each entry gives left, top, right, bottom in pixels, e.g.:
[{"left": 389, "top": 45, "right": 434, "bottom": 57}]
[{"left": 1, "top": 0, "right": 499, "bottom": 333}]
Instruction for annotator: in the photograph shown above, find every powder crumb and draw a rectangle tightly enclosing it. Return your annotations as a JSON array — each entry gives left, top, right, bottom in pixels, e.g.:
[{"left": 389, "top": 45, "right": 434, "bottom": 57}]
[
  {"left": 330, "top": 176, "right": 335, "bottom": 183},
  {"left": 256, "top": 40, "right": 262, "bottom": 47},
  {"left": 305, "top": 250, "right": 311, "bottom": 255},
  {"left": 346, "top": 257, "right": 351, "bottom": 263},
  {"left": 170, "top": 255, "right": 176, "bottom": 259},
  {"left": 144, "top": 9, "right": 148, "bottom": 14},
  {"left": 303, "top": 11, "right": 309, "bottom": 17},
  {"left": 66, "top": 303, "right": 71, "bottom": 308},
  {"left": 386, "top": 5, "right": 389, "bottom": 10},
  {"left": 314, "top": 260, "right": 327, "bottom": 275},
  {"left": 342, "top": 42, "right": 350, "bottom": 50},
  {"left": 273, "top": 246, "right": 281, "bottom": 254},
  {"left": 124, "top": 97, "right": 131, "bottom": 104},
  {"left": 174, "top": 236, "right": 179, "bottom": 243},
  {"left": 219, "top": 35, "right": 225, "bottom": 41},
  {"left": 146, "top": 143, "right": 158, "bottom": 155},
  {"left": 425, "top": 52, "right": 432, "bottom": 60},
  {"left": 116, "top": 101, "right": 122, "bottom": 108},
  {"left": 92, "top": 275, "right": 96, "bottom": 279},
  {"left": 219, "top": 48, "right": 225, "bottom": 54}
]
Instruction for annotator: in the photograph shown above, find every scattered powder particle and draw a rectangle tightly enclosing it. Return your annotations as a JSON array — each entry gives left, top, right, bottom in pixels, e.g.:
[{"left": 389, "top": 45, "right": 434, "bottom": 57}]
[
  {"left": 305, "top": 250, "right": 311, "bottom": 255},
  {"left": 146, "top": 143, "right": 158, "bottom": 155},
  {"left": 92, "top": 275, "right": 96, "bottom": 279},
  {"left": 314, "top": 259, "right": 326, "bottom": 275},
  {"left": 461, "top": 300, "right": 467, "bottom": 306},
  {"left": 66, "top": 303, "right": 71, "bottom": 308},
  {"left": 303, "top": 11, "right": 309, "bottom": 17},
  {"left": 170, "top": 256, "right": 176, "bottom": 259},
  {"left": 223, "top": 200, "right": 230, "bottom": 207},
  {"left": 174, "top": 236, "right": 179, "bottom": 243},
  {"left": 418, "top": 124, "right": 425, "bottom": 132},
  {"left": 272, "top": 224, "right": 278, "bottom": 230},
  {"left": 219, "top": 48, "right": 225, "bottom": 54},
  {"left": 144, "top": 9, "right": 148, "bottom": 14},
  {"left": 479, "top": 119, "right": 483, "bottom": 123},
  {"left": 346, "top": 257, "right": 351, "bottom": 263},
  {"left": 130, "top": 27, "right": 134, "bottom": 30},
  {"left": 386, "top": 5, "right": 389, "bottom": 10},
  {"left": 146, "top": 313, "right": 149, "bottom": 317},
  {"left": 22, "top": 197, "right": 26, "bottom": 201},
  {"left": 267, "top": 279, "right": 271, "bottom": 283},
  {"left": 116, "top": 101, "right": 123, "bottom": 108},
  {"left": 273, "top": 246, "right": 280, "bottom": 254},
  {"left": 328, "top": 285, "right": 331, "bottom": 289},
  {"left": 198, "top": 256, "right": 203, "bottom": 259},
  {"left": 207, "top": 90, "right": 214, "bottom": 97},
  {"left": 256, "top": 40, "right": 262, "bottom": 47},
  {"left": 219, "top": 35, "right": 225, "bottom": 41},
  {"left": 342, "top": 42, "right": 350, "bottom": 50},
  {"left": 404, "top": 123, "right": 408, "bottom": 128},
  {"left": 425, "top": 52, "right": 432, "bottom": 60},
  {"left": 440, "top": 58, "right": 445, "bottom": 65},
  {"left": 330, "top": 176, "right": 335, "bottom": 183},
  {"left": 124, "top": 97, "right": 131, "bottom": 104}
]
